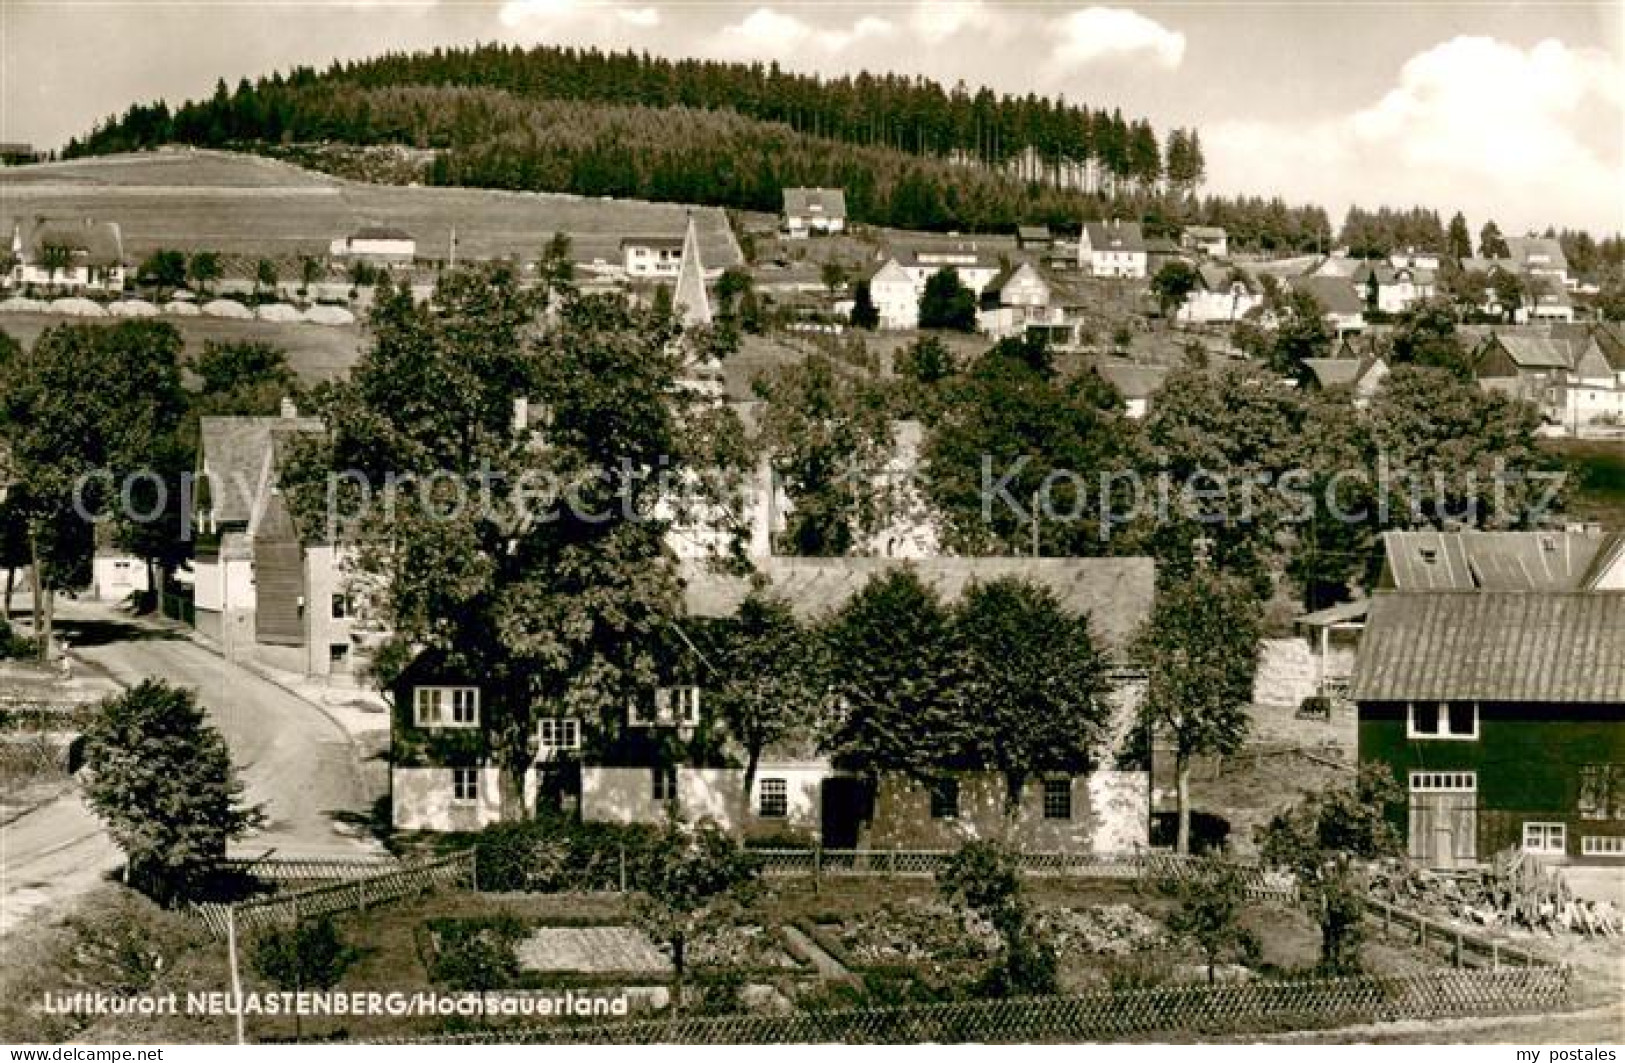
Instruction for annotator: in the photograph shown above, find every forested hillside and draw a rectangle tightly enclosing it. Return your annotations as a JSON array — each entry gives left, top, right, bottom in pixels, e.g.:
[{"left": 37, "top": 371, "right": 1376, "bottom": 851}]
[{"left": 64, "top": 44, "right": 1344, "bottom": 247}]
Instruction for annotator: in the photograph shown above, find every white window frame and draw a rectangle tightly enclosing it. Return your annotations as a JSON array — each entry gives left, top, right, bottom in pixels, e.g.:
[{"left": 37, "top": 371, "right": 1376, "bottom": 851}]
[
  {"left": 536, "top": 717, "right": 581, "bottom": 754},
  {"left": 1409, "top": 771, "right": 1477, "bottom": 793},
  {"left": 631, "top": 686, "right": 702, "bottom": 728},
  {"left": 414, "top": 686, "right": 480, "bottom": 729},
  {"left": 1522, "top": 821, "right": 1566, "bottom": 856},
  {"left": 651, "top": 766, "right": 678, "bottom": 803},
  {"left": 1407, "top": 701, "right": 1478, "bottom": 741},
  {"left": 758, "top": 778, "right": 788, "bottom": 819},
  {"left": 1581, "top": 835, "right": 1625, "bottom": 857},
  {"left": 451, "top": 767, "right": 479, "bottom": 804}
]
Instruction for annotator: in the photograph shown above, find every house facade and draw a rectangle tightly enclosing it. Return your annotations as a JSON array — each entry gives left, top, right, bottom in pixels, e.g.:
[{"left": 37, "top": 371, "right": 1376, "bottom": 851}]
[
  {"left": 1351, "top": 591, "right": 1625, "bottom": 868},
  {"left": 1180, "top": 226, "right": 1228, "bottom": 259},
  {"left": 9, "top": 218, "right": 127, "bottom": 291},
  {"left": 1078, "top": 221, "right": 1147, "bottom": 279},
  {"left": 1177, "top": 264, "right": 1261, "bottom": 325},
  {"left": 868, "top": 258, "right": 920, "bottom": 330},
  {"left": 621, "top": 235, "right": 686, "bottom": 279},
  {"left": 781, "top": 187, "right": 847, "bottom": 237},
  {"left": 329, "top": 227, "right": 416, "bottom": 264},
  {"left": 391, "top": 555, "right": 1156, "bottom": 851}
]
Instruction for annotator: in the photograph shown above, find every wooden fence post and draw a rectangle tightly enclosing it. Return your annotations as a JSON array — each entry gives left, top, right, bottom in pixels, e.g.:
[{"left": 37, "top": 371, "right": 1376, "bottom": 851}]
[
  {"left": 619, "top": 843, "right": 628, "bottom": 893},
  {"left": 1453, "top": 930, "right": 1463, "bottom": 969},
  {"left": 889, "top": 847, "right": 898, "bottom": 877}
]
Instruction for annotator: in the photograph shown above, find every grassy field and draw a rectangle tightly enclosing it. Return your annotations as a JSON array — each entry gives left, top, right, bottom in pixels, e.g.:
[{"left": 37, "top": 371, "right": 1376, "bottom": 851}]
[
  {"left": 0, "top": 311, "right": 363, "bottom": 383},
  {"left": 0, "top": 149, "right": 741, "bottom": 268},
  {"left": 1542, "top": 437, "right": 1625, "bottom": 528}
]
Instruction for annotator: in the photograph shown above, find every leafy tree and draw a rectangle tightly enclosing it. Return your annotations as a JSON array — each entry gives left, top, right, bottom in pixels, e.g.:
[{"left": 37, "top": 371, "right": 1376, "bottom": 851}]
[
  {"left": 1596, "top": 271, "right": 1625, "bottom": 323},
  {"left": 1491, "top": 270, "right": 1527, "bottom": 322},
  {"left": 1388, "top": 302, "right": 1471, "bottom": 377},
  {"left": 820, "top": 261, "right": 848, "bottom": 295},
  {"left": 1367, "top": 365, "right": 1554, "bottom": 528},
  {"left": 252, "top": 917, "right": 358, "bottom": 1040},
  {"left": 187, "top": 251, "right": 222, "bottom": 293},
  {"left": 0, "top": 321, "right": 189, "bottom": 647},
  {"left": 821, "top": 568, "right": 968, "bottom": 778},
  {"left": 923, "top": 344, "right": 1132, "bottom": 556},
  {"left": 1133, "top": 569, "right": 1261, "bottom": 854},
  {"left": 1157, "top": 865, "right": 1261, "bottom": 984},
  {"left": 704, "top": 592, "right": 827, "bottom": 800},
  {"left": 299, "top": 255, "right": 323, "bottom": 292},
  {"left": 918, "top": 267, "right": 977, "bottom": 332},
  {"left": 894, "top": 335, "right": 955, "bottom": 387},
  {"left": 81, "top": 680, "right": 261, "bottom": 904},
  {"left": 1478, "top": 220, "right": 1509, "bottom": 259},
  {"left": 849, "top": 280, "right": 879, "bottom": 330},
  {"left": 1445, "top": 211, "right": 1472, "bottom": 260},
  {"left": 281, "top": 270, "right": 721, "bottom": 814},
  {"left": 538, "top": 231, "right": 575, "bottom": 299},
  {"left": 429, "top": 915, "right": 524, "bottom": 1018},
  {"left": 138, "top": 249, "right": 188, "bottom": 289},
  {"left": 1257, "top": 765, "right": 1404, "bottom": 973},
  {"left": 254, "top": 258, "right": 279, "bottom": 294},
  {"left": 1267, "top": 288, "right": 1334, "bottom": 374},
  {"left": 753, "top": 353, "right": 892, "bottom": 556},
  {"left": 188, "top": 340, "right": 300, "bottom": 418},
  {"left": 1150, "top": 260, "right": 1199, "bottom": 317},
  {"left": 938, "top": 840, "right": 1057, "bottom": 997},
  {"left": 629, "top": 817, "right": 759, "bottom": 1012},
  {"left": 954, "top": 577, "right": 1112, "bottom": 814}
]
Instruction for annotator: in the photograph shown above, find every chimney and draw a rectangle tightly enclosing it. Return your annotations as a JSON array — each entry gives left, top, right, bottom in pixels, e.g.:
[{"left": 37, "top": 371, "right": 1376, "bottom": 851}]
[{"left": 279, "top": 397, "right": 299, "bottom": 420}]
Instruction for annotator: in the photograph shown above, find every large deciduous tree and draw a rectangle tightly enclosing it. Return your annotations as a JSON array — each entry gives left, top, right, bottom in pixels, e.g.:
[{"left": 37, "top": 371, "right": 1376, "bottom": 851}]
[
  {"left": 1133, "top": 569, "right": 1261, "bottom": 854},
  {"left": 82, "top": 679, "right": 261, "bottom": 904},
  {"left": 918, "top": 267, "right": 977, "bottom": 332}
]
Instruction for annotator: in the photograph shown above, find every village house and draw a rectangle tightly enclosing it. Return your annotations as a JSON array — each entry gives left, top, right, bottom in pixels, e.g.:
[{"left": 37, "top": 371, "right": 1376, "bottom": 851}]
[
  {"left": 1388, "top": 249, "right": 1442, "bottom": 271},
  {"left": 390, "top": 555, "right": 1156, "bottom": 852},
  {"left": 978, "top": 261, "right": 1065, "bottom": 339},
  {"left": 1292, "top": 276, "right": 1367, "bottom": 333},
  {"left": 329, "top": 226, "right": 416, "bottom": 264},
  {"left": 1180, "top": 225, "right": 1228, "bottom": 259},
  {"left": 780, "top": 187, "right": 847, "bottom": 237},
  {"left": 1351, "top": 591, "right": 1625, "bottom": 868},
  {"left": 1299, "top": 343, "right": 1389, "bottom": 409},
  {"left": 9, "top": 217, "right": 127, "bottom": 291},
  {"left": 1090, "top": 362, "right": 1170, "bottom": 420},
  {"left": 1505, "top": 236, "right": 1571, "bottom": 291},
  {"left": 1077, "top": 220, "right": 1147, "bottom": 279},
  {"left": 1377, "top": 529, "right": 1625, "bottom": 593},
  {"left": 621, "top": 234, "right": 686, "bottom": 279},
  {"left": 895, "top": 244, "right": 1001, "bottom": 298},
  {"left": 1016, "top": 225, "right": 1053, "bottom": 252},
  {"left": 867, "top": 257, "right": 920, "bottom": 330},
  {"left": 1472, "top": 332, "right": 1583, "bottom": 416},
  {"left": 1176, "top": 263, "right": 1261, "bottom": 325},
  {"left": 1351, "top": 262, "right": 1436, "bottom": 315}
]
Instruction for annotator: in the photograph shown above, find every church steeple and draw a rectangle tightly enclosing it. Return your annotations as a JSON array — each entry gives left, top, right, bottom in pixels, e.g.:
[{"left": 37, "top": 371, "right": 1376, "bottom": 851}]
[{"left": 673, "top": 212, "right": 712, "bottom": 329}]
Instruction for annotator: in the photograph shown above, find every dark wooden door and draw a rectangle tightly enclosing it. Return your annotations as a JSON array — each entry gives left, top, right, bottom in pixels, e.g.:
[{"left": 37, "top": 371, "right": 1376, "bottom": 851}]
[
  {"left": 1409, "top": 793, "right": 1476, "bottom": 867},
  {"left": 820, "top": 777, "right": 873, "bottom": 849}
]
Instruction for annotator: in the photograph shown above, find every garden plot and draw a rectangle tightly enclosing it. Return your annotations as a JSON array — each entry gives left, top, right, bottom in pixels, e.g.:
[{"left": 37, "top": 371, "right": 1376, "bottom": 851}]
[{"left": 517, "top": 927, "right": 670, "bottom": 974}]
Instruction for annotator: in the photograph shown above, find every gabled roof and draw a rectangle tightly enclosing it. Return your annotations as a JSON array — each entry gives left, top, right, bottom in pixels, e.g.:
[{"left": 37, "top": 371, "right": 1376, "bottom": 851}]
[
  {"left": 1195, "top": 263, "right": 1254, "bottom": 292},
  {"left": 350, "top": 225, "right": 413, "bottom": 242},
  {"left": 1480, "top": 333, "right": 1575, "bottom": 370},
  {"left": 895, "top": 245, "right": 1001, "bottom": 270},
  {"left": 1017, "top": 225, "right": 1052, "bottom": 242},
  {"left": 1350, "top": 591, "right": 1625, "bottom": 703},
  {"left": 1081, "top": 221, "right": 1146, "bottom": 254},
  {"left": 621, "top": 234, "right": 685, "bottom": 250},
  {"left": 673, "top": 213, "right": 712, "bottom": 329},
  {"left": 1593, "top": 324, "right": 1625, "bottom": 372},
  {"left": 1505, "top": 236, "right": 1569, "bottom": 273},
  {"left": 1380, "top": 530, "right": 1610, "bottom": 591},
  {"left": 198, "top": 414, "right": 323, "bottom": 527},
  {"left": 1301, "top": 358, "right": 1363, "bottom": 389},
  {"left": 1293, "top": 276, "right": 1365, "bottom": 315},
  {"left": 991, "top": 261, "right": 1050, "bottom": 299},
  {"left": 868, "top": 257, "right": 913, "bottom": 287},
  {"left": 782, "top": 187, "right": 847, "bottom": 218},
  {"left": 15, "top": 218, "right": 124, "bottom": 266},
  {"left": 682, "top": 556, "right": 1156, "bottom": 654},
  {"left": 1091, "top": 361, "right": 1170, "bottom": 401}
]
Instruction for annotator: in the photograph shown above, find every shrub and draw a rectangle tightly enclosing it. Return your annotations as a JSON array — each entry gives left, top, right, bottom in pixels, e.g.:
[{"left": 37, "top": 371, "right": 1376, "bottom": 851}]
[{"left": 472, "top": 813, "right": 663, "bottom": 892}]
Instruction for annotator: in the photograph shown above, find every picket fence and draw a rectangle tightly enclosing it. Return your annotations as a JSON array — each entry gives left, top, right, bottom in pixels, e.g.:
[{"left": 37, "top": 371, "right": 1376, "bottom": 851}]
[
  {"left": 365, "top": 966, "right": 1572, "bottom": 1045},
  {"left": 189, "top": 850, "right": 475, "bottom": 938}
]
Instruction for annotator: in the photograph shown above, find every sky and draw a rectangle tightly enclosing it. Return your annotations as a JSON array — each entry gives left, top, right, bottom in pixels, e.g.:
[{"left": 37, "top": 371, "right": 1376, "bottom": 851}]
[{"left": 3, "top": 0, "right": 1622, "bottom": 235}]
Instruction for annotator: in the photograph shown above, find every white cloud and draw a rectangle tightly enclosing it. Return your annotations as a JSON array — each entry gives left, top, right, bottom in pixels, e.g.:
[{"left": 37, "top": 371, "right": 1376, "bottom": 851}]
[
  {"left": 1049, "top": 7, "right": 1186, "bottom": 70},
  {"left": 1204, "top": 36, "right": 1623, "bottom": 233},
  {"left": 714, "top": 7, "right": 894, "bottom": 58},
  {"left": 499, "top": 0, "right": 657, "bottom": 31},
  {"left": 909, "top": 1, "right": 990, "bottom": 45}
]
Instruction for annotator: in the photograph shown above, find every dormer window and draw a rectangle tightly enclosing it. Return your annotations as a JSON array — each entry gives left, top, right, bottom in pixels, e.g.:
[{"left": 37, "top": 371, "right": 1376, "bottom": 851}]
[{"left": 415, "top": 686, "right": 479, "bottom": 729}]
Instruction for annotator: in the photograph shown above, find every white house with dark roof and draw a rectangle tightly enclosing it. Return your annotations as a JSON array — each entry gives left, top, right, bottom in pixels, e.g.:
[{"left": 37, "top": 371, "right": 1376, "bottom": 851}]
[
  {"left": 781, "top": 187, "right": 847, "bottom": 237},
  {"left": 1177, "top": 263, "right": 1261, "bottom": 324},
  {"left": 620, "top": 234, "right": 686, "bottom": 278},
  {"left": 868, "top": 257, "right": 919, "bottom": 330},
  {"left": 1180, "top": 225, "right": 1228, "bottom": 259},
  {"left": 1078, "top": 220, "right": 1147, "bottom": 278},
  {"left": 9, "top": 218, "right": 126, "bottom": 291}
]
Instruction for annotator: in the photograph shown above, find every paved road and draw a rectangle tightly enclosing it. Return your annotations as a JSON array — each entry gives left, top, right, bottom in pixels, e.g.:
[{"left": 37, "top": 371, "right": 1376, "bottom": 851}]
[{"left": 1, "top": 600, "right": 380, "bottom": 935}]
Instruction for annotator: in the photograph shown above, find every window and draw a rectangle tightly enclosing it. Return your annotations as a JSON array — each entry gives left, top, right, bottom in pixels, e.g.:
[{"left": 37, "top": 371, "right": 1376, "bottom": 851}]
[
  {"left": 414, "top": 686, "right": 479, "bottom": 729},
  {"left": 1409, "top": 771, "right": 1477, "bottom": 793},
  {"left": 1408, "top": 701, "right": 1477, "bottom": 740},
  {"left": 929, "top": 778, "right": 960, "bottom": 820},
  {"left": 1581, "top": 836, "right": 1625, "bottom": 857},
  {"left": 1523, "top": 822, "right": 1566, "bottom": 855},
  {"left": 1043, "top": 778, "right": 1073, "bottom": 820},
  {"left": 452, "top": 768, "right": 478, "bottom": 804},
  {"left": 631, "top": 687, "right": 702, "bottom": 728},
  {"left": 331, "top": 594, "right": 349, "bottom": 620},
  {"left": 536, "top": 717, "right": 581, "bottom": 754},
  {"left": 758, "top": 778, "right": 788, "bottom": 819},
  {"left": 328, "top": 643, "right": 349, "bottom": 666},
  {"left": 651, "top": 766, "right": 678, "bottom": 803},
  {"left": 1578, "top": 765, "right": 1625, "bottom": 821}
]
